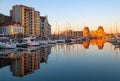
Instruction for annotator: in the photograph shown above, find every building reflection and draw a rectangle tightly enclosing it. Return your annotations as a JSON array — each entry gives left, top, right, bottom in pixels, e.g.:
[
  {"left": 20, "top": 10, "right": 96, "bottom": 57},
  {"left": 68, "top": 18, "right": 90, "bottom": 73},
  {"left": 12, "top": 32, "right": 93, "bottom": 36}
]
[
  {"left": 0, "top": 46, "right": 51, "bottom": 77},
  {"left": 90, "top": 39, "right": 96, "bottom": 45},
  {"left": 10, "top": 47, "right": 41, "bottom": 77},
  {"left": 83, "top": 41, "right": 90, "bottom": 49},
  {"left": 0, "top": 40, "right": 117, "bottom": 77},
  {"left": 0, "top": 59, "right": 12, "bottom": 69},
  {"left": 40, "top": 46, "right": 51, "bottom": 63},
  {"left": 96, "top": 39, "right": 105, "bottom": 50},
  {"left": 82, "top": 39, "right": 105, "bottom": 50}
]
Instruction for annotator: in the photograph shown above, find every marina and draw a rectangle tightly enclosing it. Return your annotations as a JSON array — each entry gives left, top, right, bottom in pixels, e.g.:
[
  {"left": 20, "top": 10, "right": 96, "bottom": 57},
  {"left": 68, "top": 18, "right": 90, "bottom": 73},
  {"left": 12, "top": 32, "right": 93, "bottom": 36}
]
[
  {"left": 0, "top": 39, "right": 120, "bottom": 81},
  {"left": 0, "top": 0, "right": 120, "bottom": 81}
]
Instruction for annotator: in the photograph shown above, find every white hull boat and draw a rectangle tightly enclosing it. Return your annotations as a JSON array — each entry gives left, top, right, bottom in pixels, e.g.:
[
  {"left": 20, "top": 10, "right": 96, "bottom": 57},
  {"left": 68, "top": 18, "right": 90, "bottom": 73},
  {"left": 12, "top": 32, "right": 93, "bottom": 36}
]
[
  {"left": 40, "top": 41, "right": 48, "bottom": 45},
  {"left": 48, "top": 40, "right": 57, "bottom": 44},
  {"left": 24, "top": 36, "right": 40, "bottom": 46},
  {"left": 0, "top": 38, "right": 16, "bottom": 49}
]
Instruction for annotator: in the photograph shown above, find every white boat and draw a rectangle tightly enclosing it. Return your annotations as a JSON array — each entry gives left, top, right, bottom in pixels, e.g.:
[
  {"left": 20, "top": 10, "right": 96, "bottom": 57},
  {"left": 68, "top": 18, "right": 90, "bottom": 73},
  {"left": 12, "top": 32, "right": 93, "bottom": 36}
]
[
  {"left": 24, "top": 36, "right": 40, "bottom": 46},
  {"left": 70, "top": 38, "right": 76, "bottom": 44},
  {"left": 116, "top": 37, "right": 120, "bottom": 44},
  {"left": 0, "top": 37, "right": 16, "bottom": 49},
  {"left": 39, "top": 40, "right": 48, "bottom": 45},
  {"left": 15, "top": 38, "right": 28, "bottom": 47},
  {"left": 109, "top": 37, "right": 120, "bottom": 45},
  {"left": 48, "top": 40, "right": 57, "bottom": 44},
  {"left": 56, "top": 39, "right": 65, "bottom": 43},
  {"left": 114, "top": 45, "right": 120, "bottom": 48},
  {"left": 109, "top": 38, "right": 117, "bottom": 43}
]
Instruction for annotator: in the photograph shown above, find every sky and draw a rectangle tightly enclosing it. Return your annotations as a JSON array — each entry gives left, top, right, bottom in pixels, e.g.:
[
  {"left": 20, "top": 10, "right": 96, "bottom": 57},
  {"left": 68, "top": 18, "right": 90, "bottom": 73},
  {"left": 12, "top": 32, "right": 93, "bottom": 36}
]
[{"left": 0, "top": 0, "right": 120, "bottom": 33}]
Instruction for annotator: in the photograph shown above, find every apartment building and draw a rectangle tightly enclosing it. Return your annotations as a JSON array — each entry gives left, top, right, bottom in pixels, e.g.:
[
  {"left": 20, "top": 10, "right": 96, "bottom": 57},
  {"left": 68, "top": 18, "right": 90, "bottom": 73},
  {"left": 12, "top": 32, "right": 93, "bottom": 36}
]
[
  {"left": 40, "top": 16, "right": 51, "bottom": 39},
  {"left": 10, "top": 5, "right": 40, "bottom": 36},
  {"left": 34, "top": 11, "right": 40, "bottom": 36}
]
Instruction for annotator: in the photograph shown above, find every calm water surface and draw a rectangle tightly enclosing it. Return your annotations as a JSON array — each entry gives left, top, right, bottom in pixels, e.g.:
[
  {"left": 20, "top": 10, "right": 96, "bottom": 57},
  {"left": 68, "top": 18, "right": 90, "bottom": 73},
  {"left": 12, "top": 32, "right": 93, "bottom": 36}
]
[{"left": 0, "top": 40, "right": 120, "bottom": 81}]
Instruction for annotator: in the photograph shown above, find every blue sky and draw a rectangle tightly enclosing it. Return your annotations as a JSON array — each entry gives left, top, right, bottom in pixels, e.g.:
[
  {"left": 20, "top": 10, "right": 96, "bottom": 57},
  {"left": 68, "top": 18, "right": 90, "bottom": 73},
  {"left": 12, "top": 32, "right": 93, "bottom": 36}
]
[{"left": 0, "top": 0, "right": 120, "bottom": 33}]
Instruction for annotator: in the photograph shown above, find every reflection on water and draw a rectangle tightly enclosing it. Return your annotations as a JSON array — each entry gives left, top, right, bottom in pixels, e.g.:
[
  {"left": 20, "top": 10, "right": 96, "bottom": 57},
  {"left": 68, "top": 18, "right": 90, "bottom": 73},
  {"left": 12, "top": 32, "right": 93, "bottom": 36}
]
[
  {"left": 0, "top": 46, "right": 51, "bottom": 77},
  {"left": 83, "top": 39, "right": 105, "bottom": 50},
  {"left": 0, "top": 39, "right": 120, "bottom": 81},
  {"left": 83, "top": 40, "right": 90, "bottom": 49}
]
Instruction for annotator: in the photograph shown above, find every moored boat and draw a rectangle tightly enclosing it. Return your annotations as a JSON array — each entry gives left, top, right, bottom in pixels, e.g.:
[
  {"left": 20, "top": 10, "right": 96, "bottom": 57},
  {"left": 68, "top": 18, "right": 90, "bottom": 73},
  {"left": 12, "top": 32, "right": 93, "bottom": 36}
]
[
  {"left": 0, "top": 37, "right": 16, "bottom": 49},
  {"left": 48, "top": 40, "right": 57, "bottom": 44},
  {"left": 39, "top": 40, "right": 48, "bottom": 45},
  {"left": 57, "top": 39, "right": 65, "bottom": 43},
  {"left": 24, "top": 36, "right": 40, "bottom": 46},
  {"left": 15, "top": 38, "right": 28, "bottom": 47}
]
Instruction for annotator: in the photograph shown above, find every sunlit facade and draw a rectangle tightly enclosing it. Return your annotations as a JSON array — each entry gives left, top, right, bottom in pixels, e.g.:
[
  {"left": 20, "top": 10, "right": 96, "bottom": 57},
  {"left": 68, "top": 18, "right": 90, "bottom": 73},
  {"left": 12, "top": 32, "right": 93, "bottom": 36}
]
[
  {"left": 83, "top": 27, "right": 90, "bottom": 37},
  {"left": 96, "top": 26, "right": 105, "bottom": 38},
  {"left": 0, "top": 22, "right": 24, "bottom": 36},
  {"left": 34, "top": 11, "right": 40, "bottom": 36},
  {"left": 90, "top": 30, "right": 96, "bottom": 38},
  {"left": 10, "top": 5, "right": 40, "bottom": 36}
]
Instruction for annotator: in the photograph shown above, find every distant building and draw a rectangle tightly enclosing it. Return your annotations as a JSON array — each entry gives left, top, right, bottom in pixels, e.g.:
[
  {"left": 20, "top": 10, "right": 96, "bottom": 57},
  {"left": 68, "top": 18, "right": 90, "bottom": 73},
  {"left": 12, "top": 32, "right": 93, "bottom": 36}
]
[
  {"left": 90, "top": 30, "right": 96, "bottom": 38},
  {"left": 48, "top": 24, "right": 51, "bottom": 37},
  {"left": 10, "top": 5, "right": 40, "bottom": 36},
  {"left": 40, "top": 16, "right": 51, "bottom": 39},
  {"left": 73, "top": 31, "right": 83, "bottom": 38},
  {"left": 0, "top": 13, "right": 12, "bottom": 23},
  {"left": 83, "top": 27, "right": 90, "bottom": 37},
  {"left": 96, "top": 26, "right": 105, "bottom": 38},
  {"left": 0, "top": 22, "right": 24, "bottom": 36}
]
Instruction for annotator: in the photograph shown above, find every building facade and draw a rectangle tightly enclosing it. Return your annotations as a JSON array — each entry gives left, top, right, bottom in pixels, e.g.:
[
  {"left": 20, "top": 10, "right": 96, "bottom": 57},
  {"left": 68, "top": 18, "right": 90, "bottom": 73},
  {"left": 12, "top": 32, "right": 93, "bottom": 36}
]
[
  {"left": 10, "top": 5, "right": 40, "bottom": 36},
  {"left": 0, "top": 22, "right": 24, "bottom": 36},
  {"left": 96, "top": 26, "right": 105, "bottom": 38},
  {"left": 40, "top": 16, "right": 51, "bottom": 39},
  {"left": 73, "top": 31, "right": 83, "bottom": 38},
  {"left": 90, "top": 30, "right": 96, "bottom": 38},
  {"left": 83, "top": 27, "right": 90, "bottom": 37},
  {"left": 34, "top": 11, "right": 40, "bottom": 36}
]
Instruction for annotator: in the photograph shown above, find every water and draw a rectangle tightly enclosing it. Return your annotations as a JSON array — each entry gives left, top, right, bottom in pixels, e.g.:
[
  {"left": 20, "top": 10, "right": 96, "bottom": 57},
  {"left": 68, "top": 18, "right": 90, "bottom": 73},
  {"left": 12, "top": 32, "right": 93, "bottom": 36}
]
[{"left": 0, "top": 39, "right": 120, "bottom": 81}]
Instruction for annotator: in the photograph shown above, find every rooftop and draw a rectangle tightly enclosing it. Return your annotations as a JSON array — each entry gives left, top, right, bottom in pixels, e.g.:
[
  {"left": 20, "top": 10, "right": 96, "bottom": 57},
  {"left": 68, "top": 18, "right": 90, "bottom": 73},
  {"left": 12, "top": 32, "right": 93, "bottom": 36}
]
[
  {"left": 40, "top": 16, "right": 46, "bottom": 22},
  {"left": 0, "top": 22, "right": 21, "bottom": 26},
  {"left": 13, "top": 5, "right": 34, "bottom": 9}
]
